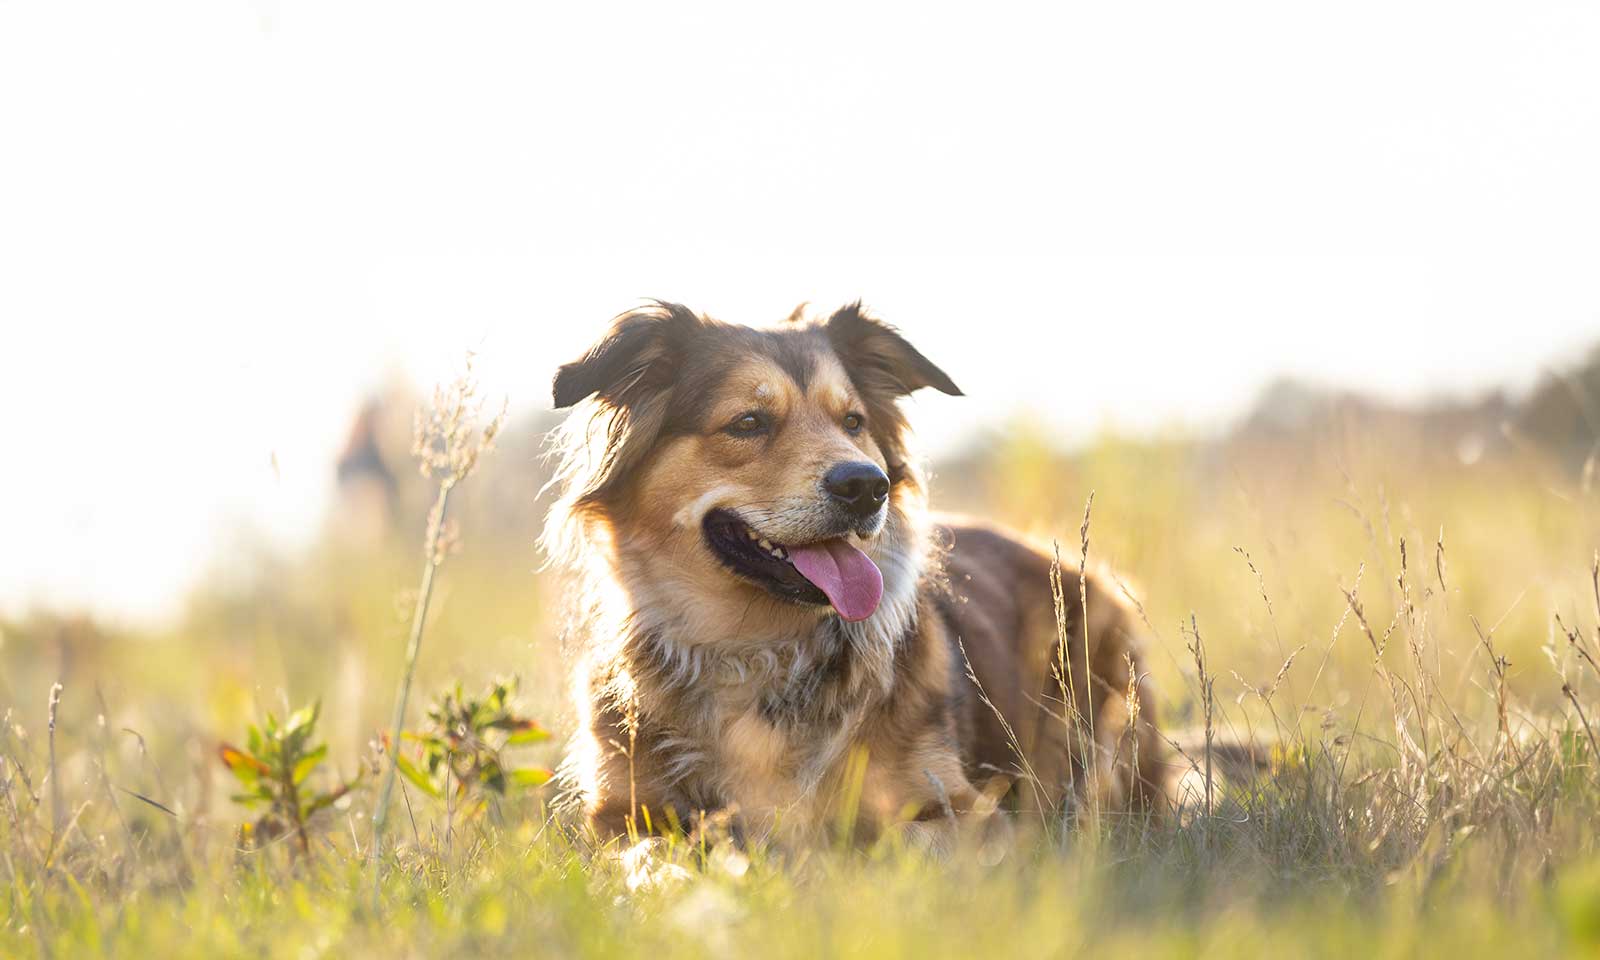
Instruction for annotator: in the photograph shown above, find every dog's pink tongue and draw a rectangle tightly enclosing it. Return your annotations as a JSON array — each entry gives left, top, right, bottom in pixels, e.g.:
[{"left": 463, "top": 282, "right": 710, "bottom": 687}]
[{"left": 788, "top": 539, "right": 883, "bottom": 622}]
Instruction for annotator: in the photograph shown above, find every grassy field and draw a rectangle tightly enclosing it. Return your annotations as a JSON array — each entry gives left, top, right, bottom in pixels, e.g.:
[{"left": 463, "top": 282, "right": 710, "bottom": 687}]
[{"left": 4, "top": 389, "right": 1600, "bottom": 957}]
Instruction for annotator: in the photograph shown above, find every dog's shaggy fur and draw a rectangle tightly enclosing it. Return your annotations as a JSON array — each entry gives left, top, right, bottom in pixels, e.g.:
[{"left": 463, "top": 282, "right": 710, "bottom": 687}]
[{"left": 545, "top": 301, "right": 1175, "bottom": 850}]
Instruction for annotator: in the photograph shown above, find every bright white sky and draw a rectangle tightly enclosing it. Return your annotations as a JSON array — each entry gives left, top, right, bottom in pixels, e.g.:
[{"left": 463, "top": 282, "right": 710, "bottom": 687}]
[{"left": 2, "top": 1, "right": 1597, "bottom": 623}]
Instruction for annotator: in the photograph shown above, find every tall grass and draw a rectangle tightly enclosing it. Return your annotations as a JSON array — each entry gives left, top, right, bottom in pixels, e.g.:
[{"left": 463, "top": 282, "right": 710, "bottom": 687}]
[{"left": 2, "top": 407, "right": 1599, "bottom": 956}]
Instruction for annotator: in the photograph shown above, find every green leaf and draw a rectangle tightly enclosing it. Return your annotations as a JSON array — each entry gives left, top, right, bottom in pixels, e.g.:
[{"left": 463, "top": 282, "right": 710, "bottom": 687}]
[
  {"left": 507, "top": 767, "right": 553, "bottom": 789},
  {"left": 219, "top": 744, "right": 270, "bottom": 783},
  {"left": 285, "top": 702, "right": 320, "bottom": 737},
  {"left": 395, "top": 753, "right": 442, "bottom": 798},
  {"left": 401, "top": 731, "right": 447, "bottom": 750},
  {"left": 292, "top": 744, "right": 328, "bottom": 785},
  {"left": 503, "top": 720, "right": 550, "bottom": 745}
]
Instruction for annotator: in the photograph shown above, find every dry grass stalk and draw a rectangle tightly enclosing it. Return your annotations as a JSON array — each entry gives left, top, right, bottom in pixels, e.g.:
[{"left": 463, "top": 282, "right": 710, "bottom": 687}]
[
  {"left": 1559, "top": 597, "right": 1600, "bottom": 778},
  {"left": 1472, "top": 616, "right": 1513, "bottom": 756},
  {"left": 371, "top": 357, "right": 506, "bottom": 884},
  {"left": 958, "top": 639, "right": 1048, "bottom": 816},
  {"left": 1184, "top": 615, "right": 1214, "bottom": 819},
  {"left": 1233, "top": 546, "right": 1286, "bottom": 660},
  {"left": 1122, "top": 650, "right": 1142, "bottom": 810},
  {"left": 1046, "top": 492, "right": 1098, "bottom": 820},
  {"left": 1231, "top": 545, "right": 1305, "bottom": 746},
  {"left": 46, "top": 682, "right": 63, "bottom": 856},
  {"left": 1077, "top": 492, "right": 1096, "bottom": 753},
  {"left": 1049, "top": 541, "right": 1080, "bottom": 806},
  {"left": 1563, "top": 682, "right": 1600, "bottom": 777},
  {"left": 1434, "top": 526, "right": 1449, "bottom": 609}
]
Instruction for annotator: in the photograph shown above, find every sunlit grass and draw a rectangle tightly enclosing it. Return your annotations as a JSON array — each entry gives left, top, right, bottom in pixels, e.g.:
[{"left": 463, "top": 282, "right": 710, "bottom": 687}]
[{"left": 4, "top": 412, "right": 1600, "bottom": 957}]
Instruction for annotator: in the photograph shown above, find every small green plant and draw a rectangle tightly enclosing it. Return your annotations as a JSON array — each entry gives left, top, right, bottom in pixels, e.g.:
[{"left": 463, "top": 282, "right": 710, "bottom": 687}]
[
  {"left": 394, "top": 678, "right": 552, "bottom": 816},
  {"left": 219, "top": 702, "right": 361, "bottom": 857}
]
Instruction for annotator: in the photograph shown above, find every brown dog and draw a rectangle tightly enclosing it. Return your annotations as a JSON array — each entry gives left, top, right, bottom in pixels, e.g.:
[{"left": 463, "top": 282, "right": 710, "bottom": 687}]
[{"left": 545, "top": 301, "right": 1174, "bottom": 850}]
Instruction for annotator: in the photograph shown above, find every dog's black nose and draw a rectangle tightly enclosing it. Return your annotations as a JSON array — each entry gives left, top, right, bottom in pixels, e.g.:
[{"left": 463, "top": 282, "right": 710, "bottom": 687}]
[{"left": 823, "top": 462, "right": 890, "bottom": 516}]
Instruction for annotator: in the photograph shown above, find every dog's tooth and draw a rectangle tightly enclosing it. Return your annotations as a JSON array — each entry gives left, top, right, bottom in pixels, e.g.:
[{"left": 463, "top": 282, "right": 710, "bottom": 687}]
[
  {"left": 746, "top": 529, "right": 758, "bottom": 540},
  {"left": 758, "top": 538, "right": 774, "bottom": 551}
]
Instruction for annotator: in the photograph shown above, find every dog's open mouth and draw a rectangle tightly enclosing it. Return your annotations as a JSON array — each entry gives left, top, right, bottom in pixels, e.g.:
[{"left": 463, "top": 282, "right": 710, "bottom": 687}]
[{"left": 702, "top": 509, "right": 883, "bottom": 621}]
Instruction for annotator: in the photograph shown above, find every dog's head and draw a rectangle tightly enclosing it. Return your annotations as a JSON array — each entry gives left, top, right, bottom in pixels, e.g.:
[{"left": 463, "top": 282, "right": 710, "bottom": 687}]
[{"left": 546, "top": 301, "right": 960, "bottom": 626}]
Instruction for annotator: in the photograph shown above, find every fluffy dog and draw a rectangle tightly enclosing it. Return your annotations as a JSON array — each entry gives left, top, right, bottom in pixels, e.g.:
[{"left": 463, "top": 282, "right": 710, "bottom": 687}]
[{"left": 545, "top": 301, "right": 1174, "bottom": 850}]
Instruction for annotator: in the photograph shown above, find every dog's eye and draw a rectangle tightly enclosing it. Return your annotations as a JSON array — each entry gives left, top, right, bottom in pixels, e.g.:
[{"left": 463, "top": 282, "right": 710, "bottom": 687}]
[
  {"left": 725, "top": 411, "right": 770, "bottom": 437},
  {"left": 843, "top": 412, "right": 864, "bottom": 434}
]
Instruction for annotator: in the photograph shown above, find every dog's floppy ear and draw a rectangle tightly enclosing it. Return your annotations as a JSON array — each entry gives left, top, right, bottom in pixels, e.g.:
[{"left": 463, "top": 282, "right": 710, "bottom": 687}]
[
  {"left": 552, "top": 302, "right": 702, "bottom": 409},
  {"left": 825, "top": 301, "right": 962, "bottom": 398}
]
